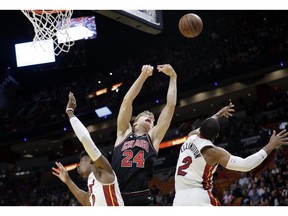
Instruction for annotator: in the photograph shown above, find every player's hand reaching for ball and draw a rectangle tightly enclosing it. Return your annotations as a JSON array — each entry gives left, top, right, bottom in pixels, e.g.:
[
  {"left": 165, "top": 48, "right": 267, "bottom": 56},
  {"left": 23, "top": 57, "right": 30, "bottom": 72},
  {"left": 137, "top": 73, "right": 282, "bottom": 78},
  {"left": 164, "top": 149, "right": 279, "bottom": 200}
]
[
  {"left": 141, "top": 64, "right": 154, "bottom": 78},
  {"left": 157, "top": 64, "right": 177, "bottom": 77}
]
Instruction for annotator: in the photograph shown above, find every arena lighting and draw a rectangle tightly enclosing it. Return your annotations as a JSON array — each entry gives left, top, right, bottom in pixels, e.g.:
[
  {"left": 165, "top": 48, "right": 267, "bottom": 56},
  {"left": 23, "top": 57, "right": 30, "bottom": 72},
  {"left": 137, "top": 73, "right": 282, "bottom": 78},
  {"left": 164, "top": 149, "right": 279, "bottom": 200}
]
[
  {"left": 111, "top": 82, "right": 123, "bottom": 91},
  {"left": 87, "top": 94, "right": 94, "bottom": 99},
  {"left": 96, "top": 88, "right": 108, "bottom": 96},
  {"left": 87, "top": 82, "right": 123, "bottom": 99},
  {"left": 159, "top": 136, "right": 188, "bottom": 149},
  {"left": 15, "top": 171, "right": 30, "bottom": 176},
  {"left": 15, "top": 39, "right": 55, "bottom": 67},
  {"left": 64, "top": 163, "right": 78, "bottom": 171},
  {"left": 94, "top": 106, "right": 112, "bottom": 118}
]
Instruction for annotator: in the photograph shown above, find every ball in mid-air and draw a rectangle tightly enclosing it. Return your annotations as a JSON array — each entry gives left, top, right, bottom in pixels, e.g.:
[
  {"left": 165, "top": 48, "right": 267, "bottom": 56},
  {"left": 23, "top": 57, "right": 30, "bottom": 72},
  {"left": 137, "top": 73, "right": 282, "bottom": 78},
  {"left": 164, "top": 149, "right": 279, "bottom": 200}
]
[{"left": 178, "top": 13, "right": 203, "bottom": 38}]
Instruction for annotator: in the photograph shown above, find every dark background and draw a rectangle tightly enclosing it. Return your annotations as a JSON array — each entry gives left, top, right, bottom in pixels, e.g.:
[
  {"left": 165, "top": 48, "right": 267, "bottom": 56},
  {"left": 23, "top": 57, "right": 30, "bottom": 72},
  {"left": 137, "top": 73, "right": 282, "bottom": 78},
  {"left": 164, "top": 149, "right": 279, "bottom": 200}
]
[
  {"left": 1, "top": 10, "right": 288, "bottom": 162},
  {"left": 0, "top": 9, "right": 288, "bottom": 206}
]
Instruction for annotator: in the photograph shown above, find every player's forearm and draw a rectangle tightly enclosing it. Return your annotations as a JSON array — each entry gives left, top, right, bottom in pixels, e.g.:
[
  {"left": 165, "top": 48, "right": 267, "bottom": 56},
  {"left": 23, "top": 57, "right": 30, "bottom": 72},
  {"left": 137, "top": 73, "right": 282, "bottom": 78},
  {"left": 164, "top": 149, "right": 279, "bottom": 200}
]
[
  {"left": 226, "top": 150, "right": 267, "bottom": 172},
  {"left": 66, "top": 110, "right": 75, "bottom": 119},
  {"left": 211, "top": 111, "right": 222, "bottom": 120},
  {"left": 157, "top": 76, "right": 177, "bottom": 124},
  {"left": 211, "top": 105, "right": 227, "bottom": 120},
  {"left": 262, "top": 140, "right": 277, "bottom": 155},
  {"left": 65, "top": 179, "right": 89, "bottom": 206},
  {"left": 70, "top": 117, "right": 101, "bottom": 161},
  {"left": 166, "top": 75, "right": 177, "bottom": 107}
]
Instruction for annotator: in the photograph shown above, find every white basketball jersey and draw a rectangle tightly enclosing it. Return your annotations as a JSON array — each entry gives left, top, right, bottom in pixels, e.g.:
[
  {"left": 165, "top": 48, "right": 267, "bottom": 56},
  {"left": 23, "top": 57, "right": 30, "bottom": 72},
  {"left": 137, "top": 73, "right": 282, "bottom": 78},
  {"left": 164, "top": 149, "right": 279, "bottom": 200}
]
[
  {"left": 87, "top": 171, "right": 124, "bottom": 206},
  {"left": 174, "top": 134, "right": 218, "bottom": 192}
]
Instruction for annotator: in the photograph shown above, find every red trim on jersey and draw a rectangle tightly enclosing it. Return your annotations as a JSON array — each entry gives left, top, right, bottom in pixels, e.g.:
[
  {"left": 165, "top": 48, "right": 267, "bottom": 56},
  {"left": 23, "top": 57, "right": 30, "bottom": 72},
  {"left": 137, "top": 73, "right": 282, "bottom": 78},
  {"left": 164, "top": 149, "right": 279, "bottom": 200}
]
[
  {"left": 103, "top": 184, "right": 119, "bottom": 206},
  {"left": 202, "top": 164, "right": 213, "bottom": 190},
  {"left": 207, "top": 190, "right": 221, "bottom": 206}
]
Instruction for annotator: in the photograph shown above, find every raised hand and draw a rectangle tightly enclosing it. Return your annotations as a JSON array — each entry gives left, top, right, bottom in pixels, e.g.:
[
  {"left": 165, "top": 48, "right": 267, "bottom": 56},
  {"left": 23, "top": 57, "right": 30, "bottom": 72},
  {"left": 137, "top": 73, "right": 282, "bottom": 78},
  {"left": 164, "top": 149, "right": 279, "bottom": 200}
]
[
  {"left": 66, "top": 92, "right": 77, "bottom": 114},
  {"left": 52, "top": 161, "right": 71, "bottom": 184},
  {"left": 157, "top": 64, "right": 177, "bottom": 77},
  {"left": 141, "top": 64, "right": 154, "bottom": 78},
  {"left": 269, "top": 129, "right": 288, "bottom": 148},
  {"left": 217, "top": 102, "right": 235, "bottom": 118}
]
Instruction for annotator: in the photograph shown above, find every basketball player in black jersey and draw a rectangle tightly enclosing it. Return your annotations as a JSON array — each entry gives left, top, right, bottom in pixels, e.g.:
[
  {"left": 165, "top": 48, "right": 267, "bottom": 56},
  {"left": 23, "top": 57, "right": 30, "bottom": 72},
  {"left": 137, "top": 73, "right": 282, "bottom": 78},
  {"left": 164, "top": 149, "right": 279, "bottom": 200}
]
[{"left": 111, "top": 64, "right": 177, "bottom": 206}]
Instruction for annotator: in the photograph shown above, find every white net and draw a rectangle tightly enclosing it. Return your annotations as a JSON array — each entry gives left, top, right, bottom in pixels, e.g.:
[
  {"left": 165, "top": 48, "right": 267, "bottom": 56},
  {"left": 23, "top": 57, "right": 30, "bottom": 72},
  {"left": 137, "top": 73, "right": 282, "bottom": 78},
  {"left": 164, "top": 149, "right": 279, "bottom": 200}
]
[{"left": 21, "top": 10, "right": 74, "bottom": 56}]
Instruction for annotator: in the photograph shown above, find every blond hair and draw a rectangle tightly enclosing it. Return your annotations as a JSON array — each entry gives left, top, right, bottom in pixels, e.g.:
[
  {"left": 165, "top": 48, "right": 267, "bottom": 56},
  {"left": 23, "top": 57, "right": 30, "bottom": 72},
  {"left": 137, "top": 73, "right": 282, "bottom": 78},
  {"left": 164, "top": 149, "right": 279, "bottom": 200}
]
[{"left": 133, "top": 110, "right": 155, "bottom": 124}]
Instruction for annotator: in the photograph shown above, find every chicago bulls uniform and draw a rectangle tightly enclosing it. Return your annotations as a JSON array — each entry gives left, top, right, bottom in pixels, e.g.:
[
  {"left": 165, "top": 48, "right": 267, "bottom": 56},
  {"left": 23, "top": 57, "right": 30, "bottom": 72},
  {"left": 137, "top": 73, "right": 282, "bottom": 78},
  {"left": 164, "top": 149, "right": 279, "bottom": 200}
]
[
  {"left": 87, "top": 171, "right": 124, "bottom": 206},
  {"left": 173, "top": 134, "right": 221, "bottom": 206},
  {"left": 111, "top": 132, "right": 158, "bottom": 206}
]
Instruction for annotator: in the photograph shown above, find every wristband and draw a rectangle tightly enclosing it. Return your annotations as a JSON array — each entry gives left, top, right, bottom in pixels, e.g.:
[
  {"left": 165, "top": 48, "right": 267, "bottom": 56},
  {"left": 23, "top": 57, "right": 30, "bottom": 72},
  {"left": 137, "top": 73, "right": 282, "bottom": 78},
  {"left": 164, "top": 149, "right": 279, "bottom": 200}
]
[{"left": 66, "top": 108, "right": 74, "bottom": 112}]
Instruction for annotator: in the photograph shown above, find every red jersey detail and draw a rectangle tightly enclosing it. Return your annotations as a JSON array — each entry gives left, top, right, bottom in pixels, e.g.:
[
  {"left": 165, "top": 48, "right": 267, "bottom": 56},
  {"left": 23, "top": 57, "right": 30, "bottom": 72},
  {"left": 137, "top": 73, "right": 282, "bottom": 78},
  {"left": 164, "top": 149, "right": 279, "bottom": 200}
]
[
  {"left": 202, "top": 164, "right": 214, "bottom": 190},
  {"left": 208, "top": 190, "right": 221, "bottom": 206},
  {"left": 103, "top": 184, "right": 119, "bottom": 206}
]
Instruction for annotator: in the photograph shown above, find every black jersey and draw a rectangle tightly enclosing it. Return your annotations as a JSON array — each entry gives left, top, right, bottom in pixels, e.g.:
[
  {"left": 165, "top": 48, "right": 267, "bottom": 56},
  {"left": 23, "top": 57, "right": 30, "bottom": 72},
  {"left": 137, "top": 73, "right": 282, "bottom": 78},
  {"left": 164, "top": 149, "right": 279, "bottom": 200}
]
[{"left": 111, "top": 132, "right": 158, "bottom": 193}]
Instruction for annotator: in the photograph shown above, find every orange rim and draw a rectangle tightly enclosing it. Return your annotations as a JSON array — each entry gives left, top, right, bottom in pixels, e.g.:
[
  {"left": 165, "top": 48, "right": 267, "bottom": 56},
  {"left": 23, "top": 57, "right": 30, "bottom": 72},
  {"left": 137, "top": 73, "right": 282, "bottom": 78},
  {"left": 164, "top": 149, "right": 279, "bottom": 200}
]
[{"left": 29, "top": 10, "right": 68, "bottom": 15}]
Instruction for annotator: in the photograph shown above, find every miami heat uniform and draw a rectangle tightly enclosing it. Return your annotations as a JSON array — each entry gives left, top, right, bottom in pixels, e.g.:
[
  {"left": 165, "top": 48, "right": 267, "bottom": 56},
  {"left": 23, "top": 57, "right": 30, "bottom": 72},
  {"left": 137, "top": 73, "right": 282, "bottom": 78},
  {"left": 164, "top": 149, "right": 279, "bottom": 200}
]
[
  {"left": 87, "top": 171, "right": 124, "bottom": 206},
  {"left": 173, "top": 134, "right": 221, "bottom": 206},
  {"left": 111, "top": 132, "right": 158, "bottom": 206}
]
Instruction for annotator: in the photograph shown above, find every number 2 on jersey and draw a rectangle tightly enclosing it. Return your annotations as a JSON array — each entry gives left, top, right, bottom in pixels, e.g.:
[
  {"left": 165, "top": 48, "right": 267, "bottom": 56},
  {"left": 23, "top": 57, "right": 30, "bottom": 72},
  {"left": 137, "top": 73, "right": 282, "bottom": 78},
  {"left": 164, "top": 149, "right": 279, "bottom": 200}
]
[
  {"left": 121, "top": 150, "right": 145, "bottom": 168},
  {"left": 177, "top": 156, "right": 192, "bottom": 176}
]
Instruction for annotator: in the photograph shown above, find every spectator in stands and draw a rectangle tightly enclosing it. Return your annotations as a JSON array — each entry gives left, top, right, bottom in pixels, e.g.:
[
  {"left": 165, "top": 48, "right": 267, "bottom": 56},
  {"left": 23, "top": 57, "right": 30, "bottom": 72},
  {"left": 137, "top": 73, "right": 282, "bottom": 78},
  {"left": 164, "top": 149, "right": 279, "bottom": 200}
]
[
  {"left": 241, "top": 189, "right": 251, "bottom": 206},
  {"left": 52, "top": 92, "right": 124, "bottom": 206},
  {"left": 111, "top": 64, "right": 177, "bottom": 206},
  {"left": 248, "top": 183, "right": 258, "bottom": 198},
  {"left": 270, "top": 189, "right": 280, "bottom": 206},
  {"left": 271, "top": 163, "right": 280, "bottom": 175},
  {"left": 230, "top": 180, "right": 242, "bottom": 198},
  {"left": 222, "top": 189, "right": 235, "bottom": 205},
  {"left": 238, "top": 173, "right": 249, "bottom": 187},
  {"left": 173, "top": 102, "right": 288, "bottom": 206},
  {"left": 249, "top": 188, "right": 261, "bottom": 206},
  {"left": 259, "top": 186, "right": 270, "bottom": 206},
  {"left": 275, "top": 174, "right": 285, "bottom": 190},
  {"left": 281, "top": 182, "right": 288, "bottom": 205}
]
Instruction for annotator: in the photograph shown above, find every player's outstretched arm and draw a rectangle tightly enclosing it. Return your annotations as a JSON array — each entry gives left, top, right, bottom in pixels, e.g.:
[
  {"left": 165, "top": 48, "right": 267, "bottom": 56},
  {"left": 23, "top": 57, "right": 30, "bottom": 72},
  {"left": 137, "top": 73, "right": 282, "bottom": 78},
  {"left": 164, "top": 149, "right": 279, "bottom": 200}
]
[
  {"left": 52, "top": 161, "right": 90, "bottom": 206},
  {"left": 150, "top": 64, "right": 177, "bottom": 152},
  {"left": 66, "top": 92, "right": 114, "bottom": 182},
  {"left": 116, "top": 65, "right": 154, "bottom": 139},
  {"left": 214, "top": 129, "right": 288, "bottom": 172}
]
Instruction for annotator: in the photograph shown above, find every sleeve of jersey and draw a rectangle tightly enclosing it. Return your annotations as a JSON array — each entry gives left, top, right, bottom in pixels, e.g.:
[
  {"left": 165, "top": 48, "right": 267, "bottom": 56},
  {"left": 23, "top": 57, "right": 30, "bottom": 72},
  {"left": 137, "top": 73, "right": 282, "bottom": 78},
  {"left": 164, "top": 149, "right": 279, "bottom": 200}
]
[
  {"left": 226, "top": 149, "right": 267, "bottom": 172},
  {"left": 69, "top": 116, "right": 101, "bottom": 161}
]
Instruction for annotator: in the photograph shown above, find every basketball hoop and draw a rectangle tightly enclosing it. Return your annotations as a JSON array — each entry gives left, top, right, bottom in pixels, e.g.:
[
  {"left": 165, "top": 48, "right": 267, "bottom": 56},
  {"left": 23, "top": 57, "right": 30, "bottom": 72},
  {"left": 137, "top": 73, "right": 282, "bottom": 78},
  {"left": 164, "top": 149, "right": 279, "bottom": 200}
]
[{"left": 21, "top": 10, "right": 74, "bottom": 56}]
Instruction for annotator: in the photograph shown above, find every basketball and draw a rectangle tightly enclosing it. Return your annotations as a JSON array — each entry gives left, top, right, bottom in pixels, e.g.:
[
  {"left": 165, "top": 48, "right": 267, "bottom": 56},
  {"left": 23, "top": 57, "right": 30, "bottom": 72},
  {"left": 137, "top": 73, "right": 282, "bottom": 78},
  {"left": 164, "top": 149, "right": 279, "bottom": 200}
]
[{"left": 178, "top": 13, "right": 203, "bottom": 38}]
